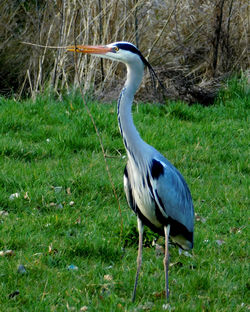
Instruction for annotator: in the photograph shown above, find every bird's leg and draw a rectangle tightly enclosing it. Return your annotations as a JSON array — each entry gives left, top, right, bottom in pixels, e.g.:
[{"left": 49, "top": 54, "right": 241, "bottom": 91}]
[
  {"left": 164, "top": 224, "right": 171, "bottom": 301},
  {"left": 132, "top": 217, "right": 144, "bottom": 302}
]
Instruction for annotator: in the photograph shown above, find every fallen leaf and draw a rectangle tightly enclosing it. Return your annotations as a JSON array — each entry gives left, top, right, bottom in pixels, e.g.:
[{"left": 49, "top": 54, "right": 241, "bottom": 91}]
[
  {"left": 9, "top": 193, "right": 20, "bottom": 200},
  {"left": 54, "top": 186, "right": 62, "bottom": 193},
  {"left": 48, "top": 244, "right": 58, "bottom": 255},
  {"left": 49, "top": 244, "right": 53, "bottom": 254},
  {"left": 66, "top": 187, "right": 71, "bottom": 195},
  {"left": 75, "top": 217, "right": 81, "bottom": 224},
  {"left": 162, "top": 303, "right": 171, "bottom": 310},
  {"left": 195, "top": 213, "right": 206, "bottom": 223},
  {"left": 66, "top": 302, "right": 76, "bottom": 311},
  {"left": 0, "top": 210, "right": 9, "bottom": 217},
  {"left": 152, "top": 240, "right": 164, "bottom": 256},
  {"left": 0, "top": 250, "right": 15, "bottom": 257},
  {"left": 230, "top": 227, "right": 243, "bottom": 234},
  {"left": 24, "top": 192, "right": 30, "bottom": 200},
  {"left": 169, "top": 261, "right": 183, "bottom": 268},
  {"left": 178, "top": 248, "right": 193, "bottom": 257},
  {"left": 138, "top": 302, "right": 154, "bottom": 310},
  {"left": 216, "top": 239, "right": 225, "bottom": 246},
  {"left": 183, "top": 251, "right": 193, "bottom": 258},
  {"left": 5, "top": 250, "right": 14, "bottom": 256},
  {"left": 105, "top": 265, "right": 113, "bottom": 269},
  {"left": 104, "top": 274, "right": 113, "bottom": 281},
  {"left": 69, "top": 201, "right": 74, "bottom": 206},
  {"left": 80, "top": 307, "right": 88, "bottom": 311},
  {"left": 153, "top": 290, "right": 166, "bottom": 298},
  {"left": 32, "top": 252, "right": 43, "bottom": 256}
]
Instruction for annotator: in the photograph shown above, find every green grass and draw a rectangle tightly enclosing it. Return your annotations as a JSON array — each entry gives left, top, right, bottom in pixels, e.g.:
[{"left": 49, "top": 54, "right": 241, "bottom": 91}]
[{"left": 0, "top": 77, "right": 249, "bottom": 311}]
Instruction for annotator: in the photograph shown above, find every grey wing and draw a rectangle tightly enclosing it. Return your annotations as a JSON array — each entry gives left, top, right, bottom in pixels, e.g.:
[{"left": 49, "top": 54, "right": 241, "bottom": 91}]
[{"left": 149, "top": 157, "right": 194, "bottom": 235}]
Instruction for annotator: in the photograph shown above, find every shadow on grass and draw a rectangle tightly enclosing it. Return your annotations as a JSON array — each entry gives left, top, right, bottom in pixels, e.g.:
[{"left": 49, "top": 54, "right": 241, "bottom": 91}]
[{"left": 67, "top": 240, "right": 122, "bottom": 264}]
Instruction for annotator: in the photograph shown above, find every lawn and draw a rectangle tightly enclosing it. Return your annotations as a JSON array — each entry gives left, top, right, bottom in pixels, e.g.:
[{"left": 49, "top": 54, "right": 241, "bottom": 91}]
[{"left": 0, "top": 77, "right": 249, "bottom": 311}]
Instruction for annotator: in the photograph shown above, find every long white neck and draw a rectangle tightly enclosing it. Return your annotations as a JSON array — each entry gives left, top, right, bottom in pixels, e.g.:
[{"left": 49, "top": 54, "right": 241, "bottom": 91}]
[{"left": 117, "top": 62, "right": 147, "bottom": 159}]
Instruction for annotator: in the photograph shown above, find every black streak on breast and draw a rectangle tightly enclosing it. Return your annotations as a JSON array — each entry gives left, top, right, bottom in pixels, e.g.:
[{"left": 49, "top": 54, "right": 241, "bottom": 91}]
[
  {"left": 146, "top": 173, "right": 154, "bottom": 198},
  {"left": 151, "top": 159, "right": 164, "bottom": 179}
]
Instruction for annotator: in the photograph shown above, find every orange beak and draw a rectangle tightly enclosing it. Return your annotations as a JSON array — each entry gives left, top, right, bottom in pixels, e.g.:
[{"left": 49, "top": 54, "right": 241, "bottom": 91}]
[{"left": 67, "top": 45, "right": 113, "bottom": 54}]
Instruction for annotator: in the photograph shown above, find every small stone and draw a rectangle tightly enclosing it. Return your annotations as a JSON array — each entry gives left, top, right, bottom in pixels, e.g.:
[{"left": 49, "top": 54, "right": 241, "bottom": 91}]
[
  {"left": 17, "top": 264, "right": 27, "bottom": 274},
  {"left": 24, "top": 192, "right": 30, "bottom": 200},
  {"left": 9, "top": 193, "right": 20, "bottom": 200},
  {"left": 54, "top": 186, "right": 62, "bottom": 193},
  {"left": 183, "top": 251, "right": 193, "bottom": 257},
  {"left": 138, "top": 302, "right": 154, "bottom": 310},
  {"left": 67, "top": 264, "right": 78, "bottom": 271},
  {"left": 216, "top": 239, "right": 225, "bottom": 246},
  {"left": 57, "top": 203, "right": 63, "bottom": 209},
  {"left": 0, "top": 250, "right": 14, "bottom": 257},
  {"left": 195, "top": 214, "right": 206, "bottom": 223},
  {"left": 5, "top": 250, "right": 14, "bottom": 256},
  {"left": 0, "top": 210, "right": 9, "bottom": 217},
  {"left": 104, "top": 274, "right": 113, "bottom": 281},
  {"left": 162, "top": 303, "right": 171, "bottom": 310}
]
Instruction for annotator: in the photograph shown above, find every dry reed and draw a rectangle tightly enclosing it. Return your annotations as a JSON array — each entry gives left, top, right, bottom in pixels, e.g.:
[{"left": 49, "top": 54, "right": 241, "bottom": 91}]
[{"left": 0, "top": 0, "right": 249, "bottom": 103}]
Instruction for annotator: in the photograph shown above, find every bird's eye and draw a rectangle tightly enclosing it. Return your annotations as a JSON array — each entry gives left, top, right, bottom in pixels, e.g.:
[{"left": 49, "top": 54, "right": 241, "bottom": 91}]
[{"left": 114, "top": 46, "right": 119, "bottom": 52}]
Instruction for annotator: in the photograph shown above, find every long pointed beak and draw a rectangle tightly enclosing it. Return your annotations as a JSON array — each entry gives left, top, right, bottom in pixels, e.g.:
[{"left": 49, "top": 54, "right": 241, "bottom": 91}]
[{"left": 67, "top": 45, "right": 113, "bottom": 54}]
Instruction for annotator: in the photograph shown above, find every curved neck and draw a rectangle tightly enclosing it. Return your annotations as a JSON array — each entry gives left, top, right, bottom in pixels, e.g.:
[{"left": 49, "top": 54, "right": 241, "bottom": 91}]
[{"left": 117, "top": 62, "right": 146, "bottom": 159}]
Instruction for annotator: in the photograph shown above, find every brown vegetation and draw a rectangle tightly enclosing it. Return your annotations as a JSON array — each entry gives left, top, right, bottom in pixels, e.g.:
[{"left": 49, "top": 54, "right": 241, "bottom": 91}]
[{"left": 0, "top": 0, "right": 249, "bottom": 104}]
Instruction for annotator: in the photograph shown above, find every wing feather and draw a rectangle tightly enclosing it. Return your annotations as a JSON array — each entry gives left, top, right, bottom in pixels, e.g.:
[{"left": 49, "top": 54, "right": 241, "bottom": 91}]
[{"left": 149, "top": 157, "right": 194, "bottom": 233}]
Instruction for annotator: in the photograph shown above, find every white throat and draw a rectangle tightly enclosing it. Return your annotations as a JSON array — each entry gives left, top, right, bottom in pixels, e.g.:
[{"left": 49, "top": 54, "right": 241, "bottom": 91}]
[{"left": 117, "top": 61, "right": 147, "bottom": 160}]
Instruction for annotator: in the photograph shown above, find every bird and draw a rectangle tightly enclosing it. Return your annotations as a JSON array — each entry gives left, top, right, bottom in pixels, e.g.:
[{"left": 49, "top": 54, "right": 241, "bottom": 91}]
[{"left": 67, "top": 41, "right": 194, "bottom": 302}]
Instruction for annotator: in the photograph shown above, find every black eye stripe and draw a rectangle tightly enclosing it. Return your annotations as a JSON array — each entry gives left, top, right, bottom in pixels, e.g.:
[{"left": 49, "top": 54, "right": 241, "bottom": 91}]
[
  {"left": 116, "top": 43, "right": 149, "bottom": 66},
  {"left": 116, "top": 43, "right": 139, "bottom": 54}
]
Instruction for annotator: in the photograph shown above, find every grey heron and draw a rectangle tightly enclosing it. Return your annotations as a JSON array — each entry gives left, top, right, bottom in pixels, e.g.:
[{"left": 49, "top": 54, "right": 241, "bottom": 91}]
[{"left": 67, "top": 42, "right": 194, "bottom": 302}]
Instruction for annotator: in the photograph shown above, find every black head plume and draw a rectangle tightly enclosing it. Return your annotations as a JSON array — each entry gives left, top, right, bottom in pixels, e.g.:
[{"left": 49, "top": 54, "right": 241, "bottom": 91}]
[{"left": 114, "top": 42, "right": 166, "bottom": 98}]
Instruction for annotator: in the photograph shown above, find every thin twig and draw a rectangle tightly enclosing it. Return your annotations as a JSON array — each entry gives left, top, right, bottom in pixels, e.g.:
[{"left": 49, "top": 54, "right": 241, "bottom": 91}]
[
  {"left": 72, "top": 16, "right": 123, "bottom": 238},
  {"left": 74, "top": 63, "right": 124, "bottom": 237},
  {"left": 21, "top": 41, "right": 66, "bottom": 49}
]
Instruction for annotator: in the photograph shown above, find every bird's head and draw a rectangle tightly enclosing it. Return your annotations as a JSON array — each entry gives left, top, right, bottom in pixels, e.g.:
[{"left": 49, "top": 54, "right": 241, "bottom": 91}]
[
  {"left": 67, "top": 41, "right": 149, "bottom": 69},
  {"left": 67, "top": 41, "right": 165, "bottom": 93}
]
